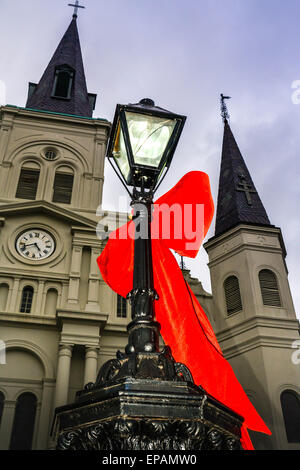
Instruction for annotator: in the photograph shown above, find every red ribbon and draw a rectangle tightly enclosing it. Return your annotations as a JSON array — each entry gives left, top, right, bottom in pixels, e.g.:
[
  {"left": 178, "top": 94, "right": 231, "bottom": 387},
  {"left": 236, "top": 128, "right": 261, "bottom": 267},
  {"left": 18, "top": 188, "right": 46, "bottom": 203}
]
[{"left": 97, "top": 171, "right": 271, "bottom": 449}]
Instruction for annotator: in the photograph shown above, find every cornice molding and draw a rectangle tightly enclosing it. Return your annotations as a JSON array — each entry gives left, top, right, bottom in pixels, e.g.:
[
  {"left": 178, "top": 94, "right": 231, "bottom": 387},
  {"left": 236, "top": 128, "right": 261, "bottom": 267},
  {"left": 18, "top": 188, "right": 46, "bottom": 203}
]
[
  {"left": 0, "top": 200, "right": 97, "bottom": 229},
  {"left": 204, "top": 224, "right": 282, "bottom": 251}
]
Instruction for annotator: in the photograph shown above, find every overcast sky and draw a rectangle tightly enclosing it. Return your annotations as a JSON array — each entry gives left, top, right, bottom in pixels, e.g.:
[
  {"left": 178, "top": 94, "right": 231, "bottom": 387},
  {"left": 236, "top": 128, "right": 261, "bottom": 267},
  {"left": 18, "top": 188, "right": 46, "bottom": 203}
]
[{"left": 1, "top": 0, "right": 299, "bottom": 320}]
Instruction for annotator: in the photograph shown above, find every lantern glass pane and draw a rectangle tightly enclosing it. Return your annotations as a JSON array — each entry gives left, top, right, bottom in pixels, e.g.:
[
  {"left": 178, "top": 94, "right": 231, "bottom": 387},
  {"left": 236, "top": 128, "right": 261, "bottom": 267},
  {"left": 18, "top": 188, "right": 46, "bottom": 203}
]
[
  {"left": 125, "top": 111, "right": 177, "bottom": 168},
  {"left": 112, "top": 121, "right": 130, "bottom": 181}
]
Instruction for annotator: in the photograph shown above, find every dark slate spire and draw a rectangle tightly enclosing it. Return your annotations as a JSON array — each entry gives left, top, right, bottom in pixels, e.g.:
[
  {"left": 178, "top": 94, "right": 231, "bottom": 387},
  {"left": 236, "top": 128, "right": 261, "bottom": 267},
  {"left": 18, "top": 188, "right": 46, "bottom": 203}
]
[
  {"left": 26, "top": 17, "right": 96, "bottom": 117},
  {"left": 215, "top": 120, "right": 271, "bottom": 236}
]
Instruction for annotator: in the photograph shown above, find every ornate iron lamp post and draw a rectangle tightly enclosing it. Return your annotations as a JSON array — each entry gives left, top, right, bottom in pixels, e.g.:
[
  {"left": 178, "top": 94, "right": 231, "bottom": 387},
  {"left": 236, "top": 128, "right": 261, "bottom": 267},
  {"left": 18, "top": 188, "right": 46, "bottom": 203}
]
[
  {"left": 52, "top": 99, "right": 243, "bottom": 451},
  {"left": 106, "top": 98, "right": 186, "bottom": 361}
]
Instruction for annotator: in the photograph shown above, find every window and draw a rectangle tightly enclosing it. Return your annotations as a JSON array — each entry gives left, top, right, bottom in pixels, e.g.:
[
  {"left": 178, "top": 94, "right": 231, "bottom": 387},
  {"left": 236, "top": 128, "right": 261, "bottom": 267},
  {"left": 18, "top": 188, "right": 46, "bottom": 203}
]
[
  {"left": 259, "top": 269, "right": 281, "bottom": 307},
  {"left": 281, "top": 390, "right": 300, "bottom": 443},
  {"left": 16, "top": 167, "right": 40, "bottom": 200},
  {"left": 0, "top": 392, "right": 4, "bottom": 427},
  {"left": 9, "top": 392, "right": 37, "bottom": 450},
  {"left": 52, "top": 66, "right": 74, "bottom": 99},
  {"left": 52, "top": 167, "right": 74, "bottom": 204},
  {"left": 117, "top": 294, "right": 127, "bottom": 318},
  {"left": 20, "top": 286, "right": 34, "bottom": 313},
  {"left": 224, "top": 275, "right": 243, "bottom": 315},
  {"left": 44, "top": 148, "right": 58, "bottom": 161}
]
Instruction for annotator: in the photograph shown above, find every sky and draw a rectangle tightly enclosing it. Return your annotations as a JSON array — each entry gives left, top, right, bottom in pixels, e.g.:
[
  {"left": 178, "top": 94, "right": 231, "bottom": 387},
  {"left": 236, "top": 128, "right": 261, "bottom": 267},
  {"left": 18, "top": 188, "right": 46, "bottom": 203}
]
[{"left": 0, "top": 0, "right": 300, "bottom": 320}]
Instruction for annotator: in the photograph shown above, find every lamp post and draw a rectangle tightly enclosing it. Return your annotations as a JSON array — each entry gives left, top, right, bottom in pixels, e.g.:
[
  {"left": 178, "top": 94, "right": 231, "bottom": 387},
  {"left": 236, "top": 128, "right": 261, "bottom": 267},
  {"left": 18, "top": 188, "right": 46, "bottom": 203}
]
[
  {"left": 107, "top": 98, "right": 186, "bottom": 359},
  {"left": 52, "top": 99, "right": 243, "bottom": 451}
]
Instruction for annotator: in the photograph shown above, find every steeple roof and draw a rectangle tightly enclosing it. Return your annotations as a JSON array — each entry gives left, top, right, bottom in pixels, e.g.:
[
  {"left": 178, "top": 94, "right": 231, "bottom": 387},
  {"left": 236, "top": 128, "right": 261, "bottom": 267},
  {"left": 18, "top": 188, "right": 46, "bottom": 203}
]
[
  {"left": 215, "top": 120, "right": 271, "bottom": 236},
  {"left": 26, "top": 17, "right": 96, "bottom": 118}
]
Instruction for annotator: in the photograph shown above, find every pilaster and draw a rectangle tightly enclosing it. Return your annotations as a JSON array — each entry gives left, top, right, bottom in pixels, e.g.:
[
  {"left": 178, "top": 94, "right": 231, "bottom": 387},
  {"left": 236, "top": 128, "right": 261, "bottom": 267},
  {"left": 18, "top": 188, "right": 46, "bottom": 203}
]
[
  {"left": 67, "top": 245, "right": 82, "bottom": 308},
  {"left": 85, "top": 246, "right": 101, "bottom": 312}
]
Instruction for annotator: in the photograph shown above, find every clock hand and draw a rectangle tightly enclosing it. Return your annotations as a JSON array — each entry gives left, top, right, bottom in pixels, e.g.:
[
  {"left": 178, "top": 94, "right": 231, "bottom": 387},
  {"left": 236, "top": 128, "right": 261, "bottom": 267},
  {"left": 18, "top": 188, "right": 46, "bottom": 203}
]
[{"left": 34, "top": 242, "right": 41, "bottom": 251}]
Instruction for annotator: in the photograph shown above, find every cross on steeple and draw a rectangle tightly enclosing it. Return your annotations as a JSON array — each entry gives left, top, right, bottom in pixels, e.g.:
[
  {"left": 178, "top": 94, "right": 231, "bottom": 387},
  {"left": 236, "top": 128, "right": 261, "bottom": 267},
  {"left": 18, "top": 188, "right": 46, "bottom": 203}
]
[
  {"left": 26, "top": 7, "right": 96, "bottom": 117},
  {"left": 215, "top": 119, "right": 270, "bottom": 236},
  {"left": 180, "top": 256, "right": 187, "bottom": 271},
  {"left": 220, "top": 93, "right": 231, "bottom": 123},
  {"left": 68, "top": 0, "right": 85, "bottom": 19},
  {"left": 236, "top": 174, "right": 257, "bottom": 206}
]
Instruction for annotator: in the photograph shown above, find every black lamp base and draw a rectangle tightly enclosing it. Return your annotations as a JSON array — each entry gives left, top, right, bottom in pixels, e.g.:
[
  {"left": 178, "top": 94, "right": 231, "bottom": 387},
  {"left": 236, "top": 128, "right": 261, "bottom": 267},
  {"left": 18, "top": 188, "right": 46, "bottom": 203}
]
[{"left": 52, "top": 349, "right": 243, "bottom": 451}]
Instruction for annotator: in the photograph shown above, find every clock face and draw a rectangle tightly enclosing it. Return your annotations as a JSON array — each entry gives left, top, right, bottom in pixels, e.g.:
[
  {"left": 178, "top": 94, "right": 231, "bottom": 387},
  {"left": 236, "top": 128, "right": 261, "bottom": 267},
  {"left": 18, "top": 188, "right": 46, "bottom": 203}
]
[{"left": 16, "top": 229, "right": 55, "bottom": 261}]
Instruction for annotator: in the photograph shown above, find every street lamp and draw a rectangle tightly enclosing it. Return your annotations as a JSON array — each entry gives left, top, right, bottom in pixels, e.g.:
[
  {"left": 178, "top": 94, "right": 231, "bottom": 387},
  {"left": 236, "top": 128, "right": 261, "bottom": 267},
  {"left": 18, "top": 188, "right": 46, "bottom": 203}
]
[
  {"left": 52, "top": 99, "right": 243, "bottom": 451},
  {"left": 107, "top": 98, "right": 186, "bottom": 191},
  {"left": 106, "top": 98, "right": 186, "bottom": 358}
]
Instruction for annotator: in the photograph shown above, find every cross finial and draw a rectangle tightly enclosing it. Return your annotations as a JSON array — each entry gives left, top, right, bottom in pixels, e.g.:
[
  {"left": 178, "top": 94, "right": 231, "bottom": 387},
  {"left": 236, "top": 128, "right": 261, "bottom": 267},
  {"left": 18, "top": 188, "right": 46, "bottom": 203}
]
[
  {"left": 220, "top": 93, "right": 231, "bottom": 123},
  {"left": 68, "top": 0, "right": 85, "bottom": 19},
  {"left": 180, "top": 256, "right": 187, "bottom": 271}
]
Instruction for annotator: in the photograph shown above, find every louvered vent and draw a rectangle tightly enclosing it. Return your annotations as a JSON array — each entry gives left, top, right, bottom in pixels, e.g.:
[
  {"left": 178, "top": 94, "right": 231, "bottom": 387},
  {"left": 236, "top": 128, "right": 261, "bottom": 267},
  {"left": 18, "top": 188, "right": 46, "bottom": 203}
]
[
  {"left": 259, "top": 269, "right": 282, "bottom": 307},
  {"left": 15, "top": 169, "right": 39, "bottom": 200},
  {"left": 52, "top": 172, "right": 74, "bottom": 204},
  {"left": 224, "top": 275, "right": 243, "bottom": 315}
]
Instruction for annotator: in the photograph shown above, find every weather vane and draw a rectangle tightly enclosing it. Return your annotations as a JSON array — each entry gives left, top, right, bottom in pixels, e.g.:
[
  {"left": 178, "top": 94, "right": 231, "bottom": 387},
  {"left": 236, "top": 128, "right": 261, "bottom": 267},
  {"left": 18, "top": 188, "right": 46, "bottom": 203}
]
[
  {"left": 220, "top": 93, "right": 231, "bottom": 123},
  {"left": 68, "top": 0, "right": 85, "bottom": 19}
]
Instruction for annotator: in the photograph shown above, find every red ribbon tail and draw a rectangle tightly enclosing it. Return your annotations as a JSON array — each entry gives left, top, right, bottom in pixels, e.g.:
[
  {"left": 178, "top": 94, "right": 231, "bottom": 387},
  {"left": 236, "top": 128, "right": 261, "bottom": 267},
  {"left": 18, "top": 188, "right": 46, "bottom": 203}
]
[{"left": 241, "top": 425, "right": 255, "bottom": 450}]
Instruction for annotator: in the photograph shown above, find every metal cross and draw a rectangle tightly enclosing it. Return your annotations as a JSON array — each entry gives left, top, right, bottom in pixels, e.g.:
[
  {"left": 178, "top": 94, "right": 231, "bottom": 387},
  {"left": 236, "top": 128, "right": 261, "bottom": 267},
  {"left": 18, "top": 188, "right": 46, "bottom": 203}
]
[
  {"left": 236, "top": 174, "right": 257, "bottom": 205},
  {"left": 180, "top": 256, "right": 187, "bottom": 271},
  {"left": 68, "top": 0, "right": 85, "bottom": 18},
  {"left": 220, "top": 93, "right": 231, "bottom": 123}
]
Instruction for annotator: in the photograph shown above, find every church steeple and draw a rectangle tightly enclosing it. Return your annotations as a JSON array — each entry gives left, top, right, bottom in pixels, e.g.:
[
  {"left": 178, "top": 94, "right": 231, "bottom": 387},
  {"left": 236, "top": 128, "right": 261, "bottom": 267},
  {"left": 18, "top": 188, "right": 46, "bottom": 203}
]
[
  {"left": 26, "top": 15, "right": 96, "bottom": 118},
  {"left": 215, "top": 102, "right": 271, "bottom": 236}
]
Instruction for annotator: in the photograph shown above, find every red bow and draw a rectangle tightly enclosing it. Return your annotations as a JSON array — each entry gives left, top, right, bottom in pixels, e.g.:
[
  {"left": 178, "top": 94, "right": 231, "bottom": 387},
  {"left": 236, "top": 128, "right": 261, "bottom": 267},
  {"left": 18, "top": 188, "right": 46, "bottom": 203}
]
[{"left": 97, "top": 171, "right": 271, "bottom": 450}]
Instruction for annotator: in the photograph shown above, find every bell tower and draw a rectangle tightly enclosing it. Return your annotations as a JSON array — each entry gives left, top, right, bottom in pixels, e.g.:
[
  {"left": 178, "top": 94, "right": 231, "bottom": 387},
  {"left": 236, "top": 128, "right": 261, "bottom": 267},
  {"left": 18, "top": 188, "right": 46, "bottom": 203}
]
[
  {"left": 0, "top": 12, "right": 107, "bottom": 214},
  {"left": 0, "top": 10, "right": 129, "bottom": 450},
  {"left": 204, "top": 98, "right": 300, "bottom": 449}
]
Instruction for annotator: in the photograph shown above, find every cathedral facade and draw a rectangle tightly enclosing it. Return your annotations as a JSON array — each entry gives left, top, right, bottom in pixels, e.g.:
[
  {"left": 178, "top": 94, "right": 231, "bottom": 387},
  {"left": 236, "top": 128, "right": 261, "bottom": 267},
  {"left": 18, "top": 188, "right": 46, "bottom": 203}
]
[{"left": 0, "top": 15, "right": 299, "bottom": 450}]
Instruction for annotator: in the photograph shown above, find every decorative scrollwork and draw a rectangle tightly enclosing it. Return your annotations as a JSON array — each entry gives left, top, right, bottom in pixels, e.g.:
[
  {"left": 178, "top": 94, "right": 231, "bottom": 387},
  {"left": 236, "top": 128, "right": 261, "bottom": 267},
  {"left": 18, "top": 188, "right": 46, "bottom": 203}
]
[
  {"left": 206, "top": 429, "right": 223, "bottom": 450},
  {"left": 114, "top": 418, "right": 139, "bottom": 436},
  {"left": 83, "top": 382, "right": 95, "bottom": 391},
  {"left": 225, "top": 436, "right": 241, "bottom": 450},
  {"left": 95, "top": 358, "right": 121, "bottom": 385},
  {"left": 85, "top": 424, "right": 106, "bottom": 450},
  {"left": 56, "top": 417, "right": 241, "bottom": 451},
  {"left": 131, "top": 188, "right": 154, "bottom": 206},
  {"left": 57, "top": 430, "right": 82, "bottom": 450},
  {"left": 127, "top": 288, "right": 159, "bottom": 302},
  {"left": 142, "top": 419, "right": 171, "bottom": 438},
  {"left": 174, "top": 362, "right": 194, "bottom": 383}
]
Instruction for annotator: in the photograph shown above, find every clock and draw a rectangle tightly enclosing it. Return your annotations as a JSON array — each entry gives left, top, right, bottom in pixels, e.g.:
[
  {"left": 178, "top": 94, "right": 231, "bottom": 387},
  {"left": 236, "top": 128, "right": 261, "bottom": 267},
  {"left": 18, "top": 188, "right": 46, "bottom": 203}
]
[{"left": 16, "top": 229, "right": 55, "bottom": 260}]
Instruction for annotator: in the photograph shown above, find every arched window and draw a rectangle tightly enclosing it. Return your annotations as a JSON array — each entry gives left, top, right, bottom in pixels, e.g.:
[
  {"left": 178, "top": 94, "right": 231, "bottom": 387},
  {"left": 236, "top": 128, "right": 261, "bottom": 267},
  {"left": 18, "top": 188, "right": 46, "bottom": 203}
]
[
  {"left": 0, "top": 392, "right": 5, "bottom": 427},
  {"left": 224, "top": 275, "right": 243, "bottom": 315},
  {"left": 280, "top": 390, "right": 300, "bottom": 443},
  {"left": 52, "top": 166, "right": 74, "bottom": 204},
  {"left": 259, "top": 269, "right": 281, "bottom": 307},
  {"left": 0, "top": 283, "right": 9, "bottom": 311},
  {"left": 16, "top": 162, "right": 40, "bottom": 200},
  {"left": 20, "top": 286, "right": 34, "bottom": 313},
  {"left": 117, "top": 294, "right": 127, "bottom": 318},
  {"left": 44, "top": 288, "right": 58, "bottom": 316},
  {"left": 52, "top": 66, "right": 74, "bottom": 99},
  {"left": 9, "top": 392, "right": 37, "bottom": 450}
]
